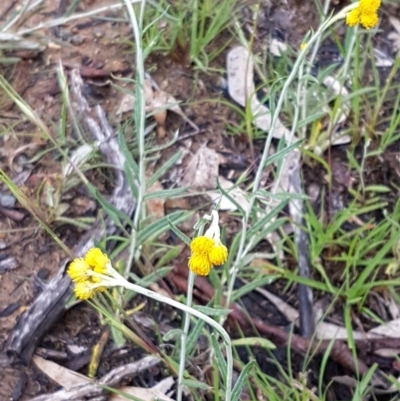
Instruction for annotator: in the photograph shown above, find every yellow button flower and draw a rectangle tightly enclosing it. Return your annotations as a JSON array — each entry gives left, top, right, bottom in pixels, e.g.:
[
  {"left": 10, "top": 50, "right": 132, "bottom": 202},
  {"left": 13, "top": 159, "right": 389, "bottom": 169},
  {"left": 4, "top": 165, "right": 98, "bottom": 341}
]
[
  {"left": 190, "top": 236, "right": 215, "bottom": 254},
  {"left": 359, "top": 0, "right": 380, "bottom": 14},
  {"left": 346, "top": 8, "right": 360, "bottom": 27},
  {"left": 360, "top": 12, "right": 379, "bottom": 29},
  {"left": 67, "top": 258, "right": 91, "bottom": 282},
  {"left": 85, "top": 247, "right": 110, "bottom": 275},
  {"left": 188, "top": 253, "right": 213, "bottom": 276},
  {"left": 67, "top": 248, "right": 115, "bottom": 300},
  {"left": 74, "top": 281, "right": 96, "bottom": 300},
  {"left": 188, "top": 211, "right": 228, "bottom": 276},
  {"left": 208, "top": 244, "right": 228, "bottom": 266},
  {"left": 346, "top": 0, "right": 381, "bottom": 29}
]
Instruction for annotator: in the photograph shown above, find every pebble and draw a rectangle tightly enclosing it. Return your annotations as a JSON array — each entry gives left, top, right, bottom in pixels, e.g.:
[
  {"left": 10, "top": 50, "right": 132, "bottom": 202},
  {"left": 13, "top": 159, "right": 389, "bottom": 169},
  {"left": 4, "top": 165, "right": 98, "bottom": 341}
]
[
  {"left": 12, "top": 155, "right": 29, "bottom": 173},
  {"left": 71, "top": 34, "right": 85, "bottom": 45},
  {"left": 93, "top": 28, "right": 105, "bottom": 38},
  {"left": 0, "top": 192, "right": 16, "bottom": 208},
  {"left": 110, "top": 59, "right": 125, "bottom": 72},
  {"left": 307, "top": 183, "right": 320, "bottom": 205},
  {"left": 58, "top": 28, "right": 72, "bottom": 41},
  {"left": 0, "top": 257, "right": 18, "bottom": 274}
]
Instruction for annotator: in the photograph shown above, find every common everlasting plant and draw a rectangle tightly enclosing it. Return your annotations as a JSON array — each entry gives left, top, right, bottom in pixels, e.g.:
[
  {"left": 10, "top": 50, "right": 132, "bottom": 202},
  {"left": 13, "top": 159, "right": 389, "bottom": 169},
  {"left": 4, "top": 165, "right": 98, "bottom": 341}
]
[{"left": 67, "top": 211, "right": 234, "bottom": 401}]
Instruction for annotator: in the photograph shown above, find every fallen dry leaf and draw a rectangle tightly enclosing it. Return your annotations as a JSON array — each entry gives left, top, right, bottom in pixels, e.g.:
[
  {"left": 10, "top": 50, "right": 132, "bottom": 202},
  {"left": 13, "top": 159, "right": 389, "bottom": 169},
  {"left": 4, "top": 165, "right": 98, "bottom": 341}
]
[
  {"left": 253, "top": 285, "right": 370, "bottom": 341},
  {"left": 321, "top": 76, "right": 351, "bottom": 146},
  {"left": 110, "top": 377, "right": 174, "bottom": 401},
  {"left": 33, "top": 355, "right": 88, "bottom": 390},
  {"left": 146, "top": 178, "right": 165, "bottom": 220},
  {"left": 368, "top": 318, "right": 400, "bottom": 339},
  {"left": 207, "top": 176, "right": 250, "bottom": 213},
  {"left": 181, "top": 145, "right": 224, "bottom": 191},
  {"left": 152, "top": 89, "right": 169, "bottom": 138},
  {"left": 226, "top": 46, "right": 291, "bottom": 142},
  {"left": 116, "top": 78, "right": 198, "bottom": 138},
  {"left": 389, "top": 16, "right": 400, "bottom": 52},
  {"left": 226, "top": 45, "right": 297, "bottom": 211},
  {"left": 227, "top": 46, "right": 351, "bottom": 148}
]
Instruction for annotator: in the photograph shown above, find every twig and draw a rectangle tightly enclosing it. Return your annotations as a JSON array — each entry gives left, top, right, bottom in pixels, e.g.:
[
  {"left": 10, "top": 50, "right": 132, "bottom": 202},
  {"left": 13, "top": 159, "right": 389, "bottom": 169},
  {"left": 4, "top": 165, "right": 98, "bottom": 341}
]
[{"left": 288, "top": 155, "right": 314, "bottom": 338}]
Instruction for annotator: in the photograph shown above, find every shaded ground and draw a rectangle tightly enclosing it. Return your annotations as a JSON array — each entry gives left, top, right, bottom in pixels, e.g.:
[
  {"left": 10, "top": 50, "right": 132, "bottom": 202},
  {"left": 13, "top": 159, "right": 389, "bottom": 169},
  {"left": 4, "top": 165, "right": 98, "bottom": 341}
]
[{"left": 1, "top": 0, "right": 400, "bottom": 400}]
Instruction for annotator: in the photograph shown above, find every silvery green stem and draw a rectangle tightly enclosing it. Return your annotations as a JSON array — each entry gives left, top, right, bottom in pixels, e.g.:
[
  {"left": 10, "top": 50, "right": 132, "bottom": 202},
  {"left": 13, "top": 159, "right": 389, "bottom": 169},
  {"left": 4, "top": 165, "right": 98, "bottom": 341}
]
[
  {"left": 177, "top": 270, "right": 195, "bottom": 401},
  {"left": 123, "top": 0, "right": 147, "bottom": 279},
  {"left": 300, "top": 0, "right": 331, "bottom": 138}
]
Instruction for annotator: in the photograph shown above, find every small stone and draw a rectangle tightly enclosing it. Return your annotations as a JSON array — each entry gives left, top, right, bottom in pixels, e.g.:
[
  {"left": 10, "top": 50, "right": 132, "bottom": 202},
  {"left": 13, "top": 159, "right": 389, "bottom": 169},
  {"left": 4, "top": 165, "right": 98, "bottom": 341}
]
[
  {"left": 58, "top": 28, "right": 72, "bottom": 41},
  {"left": 0, "top": 192, "right": 16, "bottom": 208},
  {"left": 110, "top": 60, "right": 125, "bottom": 72},
  {"left": 71, "top": 34, "right": 85, "bottom": 45},
  {"left": 307, "top": 183, "right": 320, "bottom": 205},
  {"left": 93, "top": 28, "right": 105, "bottom": 38},
  {"left": 0, "top": 257, "right": 18, "bottom": 274}
]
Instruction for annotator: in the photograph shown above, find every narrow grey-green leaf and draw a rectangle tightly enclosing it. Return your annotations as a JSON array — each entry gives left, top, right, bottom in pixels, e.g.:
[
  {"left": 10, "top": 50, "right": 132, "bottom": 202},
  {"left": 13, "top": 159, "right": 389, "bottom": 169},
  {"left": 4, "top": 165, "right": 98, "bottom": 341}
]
[
  {"left": 231, "top": 337, "right": 276, "bottom": 350},
  {"left": 211, "top": 333, "right": 227, "bottom": 383},
  {"left": 147, "top": 151, "right": 182, "bottom": 187},
  {"left": 230, "top": 360, "right": 255, "bottom": 401},
  {"left": 187, "top": 318, "right": 206, "bottom": 356},
  {"left": 194, "top": 305, "right": 231, "bottom": 317},
  {"left": 143, "top": 187, "right": 187, "bottom": 200},
  {"left": 182, "top": 378, "right": 213, "bottom": 391},
  {"left": 163, "top": 328, "right": 182, "bottom": 341},
  {"left": 168, "top": 217, "right": 191, "bottom": 245}
]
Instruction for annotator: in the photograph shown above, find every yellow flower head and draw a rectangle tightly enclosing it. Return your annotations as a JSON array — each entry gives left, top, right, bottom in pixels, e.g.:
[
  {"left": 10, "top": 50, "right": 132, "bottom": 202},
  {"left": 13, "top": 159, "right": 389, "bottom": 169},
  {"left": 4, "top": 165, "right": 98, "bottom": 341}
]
[
  {"left": 346, "top": 0, "right": 381, "bottom": 29},
  {"left": 84, "top": 247, "right": 110, "bottom": 275},
  {"left": 360, "top": 12, "right": 379, "bottom": 29},
  {"left": 190, "top": 236, "right": 215, "bottom": 254},
  {"left": 188, "top": 253, "right": 213, "bottom": 276},
  {"left": 359, "top": 0, "right": 380, "bottom": 14},
  {"left": 68, "top": 248, "right": 115, "bottom": 300},
  {"left": 67, "top": 258, "right": 91, "bottom": 282},
  {"left": 208, "top": 244, "right": 228, "bottom": 266},
  {"left": 188, "top": 211, "right": 228, "bottom": 276},
  {"left": 346, "top": 8, "right": 360, "bottom": 27},
  {"left": 74, "top": 281, "right": 97, "bottom": 300}
]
